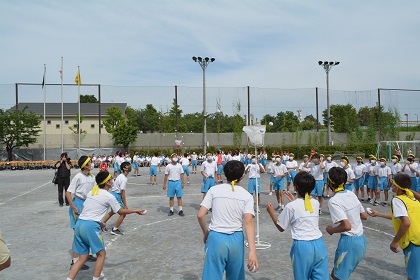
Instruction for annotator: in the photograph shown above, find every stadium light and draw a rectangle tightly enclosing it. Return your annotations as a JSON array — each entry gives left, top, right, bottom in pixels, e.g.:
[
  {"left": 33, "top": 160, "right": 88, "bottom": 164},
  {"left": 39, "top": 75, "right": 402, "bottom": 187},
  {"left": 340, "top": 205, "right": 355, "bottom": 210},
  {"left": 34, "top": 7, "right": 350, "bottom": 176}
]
[
  {"left": 192, "top": 56, "right": 216, "bottom": 154},
  {"left": 318, "top": 60, "right": 340, "bottom": 145}
]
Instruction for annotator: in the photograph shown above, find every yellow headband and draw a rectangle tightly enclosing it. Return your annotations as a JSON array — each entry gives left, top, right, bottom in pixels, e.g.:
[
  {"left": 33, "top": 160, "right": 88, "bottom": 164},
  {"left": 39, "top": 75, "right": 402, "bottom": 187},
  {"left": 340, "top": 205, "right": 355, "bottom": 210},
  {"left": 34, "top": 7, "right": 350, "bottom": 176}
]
[
  {"left": 92, "top": 174, "right": 112, "bottom": 196},
  {"left": 230, "top": 179, "right": 237, "bottom": 192},
  {"left": 304, "top": 193, "right": 314, "bottom": 213},
  {"left": 80, "top": 157, "right": 91, "bottom": 169},
  {"left": 328, "top": 175, "right": 344, "bottom": 192},
  {"left": 393, "top": 180, "right": 414, "bottom": 199}
]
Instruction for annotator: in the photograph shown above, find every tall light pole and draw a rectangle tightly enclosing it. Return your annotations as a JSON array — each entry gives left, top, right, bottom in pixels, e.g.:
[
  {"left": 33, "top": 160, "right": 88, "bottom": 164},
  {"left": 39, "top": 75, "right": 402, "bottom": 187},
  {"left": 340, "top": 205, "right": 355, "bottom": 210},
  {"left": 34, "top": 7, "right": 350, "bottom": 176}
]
[
  {"left": 192, "top": 56, "right": 215, "bottom": 154},
  {"left": 404, "top": 113, "right": 409, "bottom": 131},
  {"left": 318, "top": 61, "right": 340, "bottom": 145}
]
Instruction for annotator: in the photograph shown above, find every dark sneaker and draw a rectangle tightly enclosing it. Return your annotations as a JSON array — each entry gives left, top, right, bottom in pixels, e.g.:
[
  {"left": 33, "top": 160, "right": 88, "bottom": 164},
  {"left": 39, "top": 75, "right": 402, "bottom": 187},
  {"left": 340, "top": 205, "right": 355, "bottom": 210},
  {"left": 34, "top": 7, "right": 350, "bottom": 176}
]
[
  {"left": 111, "top": 228, "right": 123, "bottom": 236},
  {"left": 168, "top": 210, "right": 174, "bottom": 216},
  {"left": 70, "top": 261, "right": 89, "bottom": 270},
  {"left": 179, "top": 210, "right": 185, "bottom": 217},
  {"left": 275, "top": 205, "right": 281, "bottom": 211},
  {"left": 88, "top": 255, "right": 97, "bottom": 262},
  {"left": 66, "top": 203, "right": 70, "bottom": 206},
  {"left": 60, "top": 204, "right": 63, "bottom": 207},
  {"left": 319, "top": 210, "right": 323, "bottom": 215}
]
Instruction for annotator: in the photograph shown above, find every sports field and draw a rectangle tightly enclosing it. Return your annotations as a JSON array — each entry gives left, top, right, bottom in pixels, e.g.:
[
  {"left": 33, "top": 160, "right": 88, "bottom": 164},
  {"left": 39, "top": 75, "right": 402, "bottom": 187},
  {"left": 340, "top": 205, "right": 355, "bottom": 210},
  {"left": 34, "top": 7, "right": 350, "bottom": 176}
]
[{"left": 0, "top": 165, "right": 406, "bottom": 280}]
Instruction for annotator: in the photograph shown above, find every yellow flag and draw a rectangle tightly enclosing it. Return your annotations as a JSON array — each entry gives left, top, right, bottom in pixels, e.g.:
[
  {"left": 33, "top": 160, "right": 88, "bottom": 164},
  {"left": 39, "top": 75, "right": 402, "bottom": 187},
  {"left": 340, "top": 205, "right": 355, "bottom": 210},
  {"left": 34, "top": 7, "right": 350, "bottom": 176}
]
[{"left": 75, "top": 71, "right": 81, "bottom": 85}]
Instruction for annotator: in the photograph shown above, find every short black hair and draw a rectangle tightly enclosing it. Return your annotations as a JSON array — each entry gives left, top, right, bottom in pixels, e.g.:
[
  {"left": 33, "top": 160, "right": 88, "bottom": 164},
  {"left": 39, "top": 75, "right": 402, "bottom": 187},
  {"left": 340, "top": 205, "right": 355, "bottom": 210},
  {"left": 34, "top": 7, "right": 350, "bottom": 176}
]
[
  {"left": 184, "top": 153, "right": 188, "bottom": 157},
  {"left": 312, "top": 153, "right": 321, "bottom": 159},
  {"left": 60, "top": 152, "right": 67, "bottom": 158},
  {"left": 78, "top": 156, "right": 90, "bottom": 170},
  {"left": 294, "top": 171, "right": 315, "bottom": 197},
  {"left": 96, "top": 171, "right": 110, "bottom": 188},
  {"left": 394, "top": 173, "right": 411, "bottom": 189},
  {"left": 328, "top": 167, "right": 347, "bottom": 189},
  {"left": 154, "top": 152, "right": 159, "bottom": 157},
  {"left": 120, "top": 162, "right": 131, "bottom": 171},
  {"left": 223, "top": 160, "right": 245, "bottom": 182}
]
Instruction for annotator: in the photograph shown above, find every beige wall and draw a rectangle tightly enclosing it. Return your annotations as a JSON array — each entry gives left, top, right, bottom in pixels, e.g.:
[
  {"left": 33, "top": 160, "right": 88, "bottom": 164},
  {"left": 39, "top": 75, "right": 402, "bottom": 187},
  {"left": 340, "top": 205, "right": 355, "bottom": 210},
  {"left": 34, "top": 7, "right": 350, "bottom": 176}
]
[{"left": 42, "top": 116, "right": 103, "bottom": 135}]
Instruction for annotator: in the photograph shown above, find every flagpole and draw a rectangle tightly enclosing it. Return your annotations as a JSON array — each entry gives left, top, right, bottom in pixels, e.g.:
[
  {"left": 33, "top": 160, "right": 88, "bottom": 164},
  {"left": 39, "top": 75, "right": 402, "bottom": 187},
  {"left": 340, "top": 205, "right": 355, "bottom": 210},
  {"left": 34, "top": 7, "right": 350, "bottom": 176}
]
[
  {"left": 77, "top": 66, "right": 81, "bottom": 152},
  {"left": 60, "top": 57, "right": 64, "bottom": 153},
  {"left": 43, "top": 64, "right": 46, "bottom": 161}
]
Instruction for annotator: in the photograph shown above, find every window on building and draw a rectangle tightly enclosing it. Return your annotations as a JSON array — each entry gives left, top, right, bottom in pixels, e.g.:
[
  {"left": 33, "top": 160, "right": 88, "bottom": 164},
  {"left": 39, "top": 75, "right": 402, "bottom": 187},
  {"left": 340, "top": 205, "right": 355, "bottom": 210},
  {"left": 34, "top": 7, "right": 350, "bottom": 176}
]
[
  {"left": 65, "top": 120, "right": 69, "bottom": 125},
  {"left": 47, "top": 120, "right": 51, "bottom": 125},
  {"left": 91, "top": 124, "right": 95, "bottom": 129},
  {"left": 73, "top": 124, "right": 78, "bottom": 129},
  {"left": 56, "top": 124, "right": 60, "bottom": 129}
]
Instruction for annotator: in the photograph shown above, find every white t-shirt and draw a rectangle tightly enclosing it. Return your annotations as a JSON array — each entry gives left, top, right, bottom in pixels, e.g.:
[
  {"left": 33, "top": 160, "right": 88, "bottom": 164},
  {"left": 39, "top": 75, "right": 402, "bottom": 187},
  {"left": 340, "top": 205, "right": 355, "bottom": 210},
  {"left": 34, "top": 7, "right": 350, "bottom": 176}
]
[
  {"left": 200, "top": 184, "right": 254, "bottom": 234},
  {"left": 191, "top": 154, "right": 198, "bottom": 161},
  {"left": 307, "top": 163, "right": 324, "bottom": 180},
  {"left": 285, "top": 160, "right": 298, "bottom": 171},
  {"left": 111, "top": 173, "right": 128, "bottom": 193},
  {"left": 115, "top": 155, "right": 124, "bottom": 166},
  {"left": 150, "top": 156, "right": 160, "bottom": 166},
  {"left": 165, "top": 163, "right": 184, "bottom": 181},
  {"left": 403, "top": 162, "right": 418, "bottom": 177},
  {"left": 392, "top": 197, "right": 410, "bottom": 219},
  {"left": 391, "top": 163, "right": 402, "bottom": 175},
  {"left": 343, "top": 166, "right": 356, "bottom": 180},
  {"left": 376, "top": 165, "right": 391, "bottom": 177},
  {"left": 353, "top": 163, "right": 366, "bottom": 177},
  {"left": 68, "top": 172, "right": 96, "bottom": 200},
  {"left": 299, "top": 162, "right": 310, "bottom": 172},
  {"left": 246, "top": 163, "right": 264, "bottom": 178},
  {"left": 232, "top": 155, "right": 241, "bottom": 161},
  {"left": 277, "top": 198, "right": 322, "bottom": 240},
  {"left": 79, "top": 189, "right": 121, "bottom": 222},
  {"left": 180, "top": 158, "right": 190, "bottom": 166},
  {"left": 325, "top": 161, "right": 338, "bottom": 172},
  {"left": 273, "top": 163, "right": 287, "bottom": 177},
  {"left": 201, "top": 161, "right": 217, "bottom": 177},
  {"left": 367, "top": 164, "right": 379, "bottom": 176},
  {"left": 328, "top": 190, "right": 365, "bottom": 236}
]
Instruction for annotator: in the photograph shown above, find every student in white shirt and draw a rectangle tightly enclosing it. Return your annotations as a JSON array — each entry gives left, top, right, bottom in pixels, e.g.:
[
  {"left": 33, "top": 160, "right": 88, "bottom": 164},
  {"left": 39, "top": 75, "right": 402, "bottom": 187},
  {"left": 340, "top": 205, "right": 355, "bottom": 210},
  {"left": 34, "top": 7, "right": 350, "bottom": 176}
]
[
  {"left": 132, "top": 151, "right": 140, "bottom": 177},
  {"left": 163, "top": 153, "right": 185, "bottom": 216},
  {"left": 65, "top": 156, "right": 96, "bottom": 270},
  {"left": 245, "top": 155, "right": 265, "bottom": 209},
  {"left": 402, "top": 154, "right": 418, "bottom": 191},
  {"left": 267, "top": 171, "right": 328, "bottom": 280},
  {"left": 326, "top": 167, "right": 367, "bottom": 280},
  {"left": 191, "top": 152, "right": 198, "bottom": 174},
  {"left": 353, "top": 156, "right": 366, "bottom": 201},
  {"left": 67, "top": 170, "right": 146, "bottom": 280},
  {"left": 180, "top": 153, "right": 191, "bottom": 185},
  {"left": 304, "top": 153, "right": 325, "bottom": 214},
  {"left": 391, "top": 155, "right": 402, "bottom": 179},
  {"left": 376, "top": 158, "right": 392, "bottom": 206},
  {"left": 340, "top": 156, "right": 355, "bottom": 191},
  {"left": 201, "top": 153, "right": 217, "bottom": 199},
  {"left": 285, "top": 153, "right": 298, "bottom": 193},
  {"left": 272, "top": 156, "right": 288, "bottom": 211},
  {"left": 149, "top": 152, "right": 161, "bottom": 185},
  {"left": 323, "top": 154, "right": 338, "bottom": 198},
  {"left": 197, "top": 160, "right": 258, "bottom": 280},
  {"left": 299, "top": 155, "right": 311, "bottom": 173},
  {"left": 366, "top": 156, "right": 379, "bottom": 204},
  {"left": 102, "top": 162, "right": 132, "bottom": 235}
]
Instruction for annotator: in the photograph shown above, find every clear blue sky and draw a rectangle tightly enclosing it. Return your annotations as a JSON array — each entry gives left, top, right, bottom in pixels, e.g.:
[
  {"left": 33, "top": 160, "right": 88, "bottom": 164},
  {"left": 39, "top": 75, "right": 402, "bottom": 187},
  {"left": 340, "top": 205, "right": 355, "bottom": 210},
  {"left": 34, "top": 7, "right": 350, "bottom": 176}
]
[{"left": 1, "top": 1, "right": 419, "bottom": 120}]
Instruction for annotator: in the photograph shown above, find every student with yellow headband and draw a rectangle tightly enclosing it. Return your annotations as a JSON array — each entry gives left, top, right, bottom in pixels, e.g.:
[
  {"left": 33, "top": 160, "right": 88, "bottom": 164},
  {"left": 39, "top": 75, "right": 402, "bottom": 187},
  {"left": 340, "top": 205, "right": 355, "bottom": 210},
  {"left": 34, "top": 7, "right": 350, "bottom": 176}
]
[
  {"left": 67, "top": 170, "right": 146, "bottom": 280},
  {"left": 368, "top": 173, "right": 420, "bottom": 280},
  {"left": 65, "top": 155, "right": 96, "bottom": 270},
  {"left": 267, "top": 171, "right": 328, "bottom": 280},
  {"left": 340, "top": 156, "right": 355, "bottom": 191},
  {"left": 198, "top": 160, "right": 257, "bottom": 279},
  {"left": 326, "top": 167, "right": 367, "bottom": 280}
]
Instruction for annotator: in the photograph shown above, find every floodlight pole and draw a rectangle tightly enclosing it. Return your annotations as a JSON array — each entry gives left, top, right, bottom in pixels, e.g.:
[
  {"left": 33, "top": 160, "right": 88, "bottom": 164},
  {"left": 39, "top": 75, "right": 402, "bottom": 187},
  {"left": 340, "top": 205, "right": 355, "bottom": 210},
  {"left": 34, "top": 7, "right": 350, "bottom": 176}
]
[
  {"left": 405, "top": 114, "right": 409, "bottom": 131},
  {"left": 192, "top": 56, "right": 215, "bottom": 155},
  {"left": 318, "top": 61, "right": 340, "bottom": 146}
]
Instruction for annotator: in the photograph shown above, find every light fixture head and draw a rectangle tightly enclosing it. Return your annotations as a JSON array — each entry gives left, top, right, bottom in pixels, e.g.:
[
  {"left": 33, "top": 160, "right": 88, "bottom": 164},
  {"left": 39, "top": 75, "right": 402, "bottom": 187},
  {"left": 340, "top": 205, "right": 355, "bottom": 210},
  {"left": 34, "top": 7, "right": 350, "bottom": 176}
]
[
  {"left": 335, "top": 61, "right": 340, "bottom": 65},
  {"left": 192, "top": 56, "right": 197, "bottom": 61},
  {"left": 329, "top": 61, "right": 334, "bottom": 65},
  {"left": 205, "top": 57, "right": 209, "bottom": 61},
  {"left": 198, "top": 56, "right": 202, "bottom": 62},
  {"left": 211, "top": 58, "right": 215, "bottom": 62},
  {"left": 324, "top": 61, "right": 328, "bottom": 65},
  {"left": 318, "top": 61, "right": 323, "bottom": 65}
]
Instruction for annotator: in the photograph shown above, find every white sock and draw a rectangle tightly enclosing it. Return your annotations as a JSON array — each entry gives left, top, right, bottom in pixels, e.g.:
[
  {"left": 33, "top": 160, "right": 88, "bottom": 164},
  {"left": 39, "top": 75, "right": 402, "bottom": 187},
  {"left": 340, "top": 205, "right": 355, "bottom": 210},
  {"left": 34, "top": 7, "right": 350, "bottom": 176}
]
[
  {"left": 93, "top": 277, "right": 100, "bottom": 280},
  {"left": 179, "top": 206, "right": 183, "bottom": 211},
  {"left": 113, "top": 227, "right": 118, "bottom": 231},
  {"left": 170, "top": 207, "right": 174, "bottom": 211},
  {"left": 73, "top": 257, "right": 79, "bottom": 264},
  {"left": 67, "top": 278, "right": 73, "bottom": 280}
]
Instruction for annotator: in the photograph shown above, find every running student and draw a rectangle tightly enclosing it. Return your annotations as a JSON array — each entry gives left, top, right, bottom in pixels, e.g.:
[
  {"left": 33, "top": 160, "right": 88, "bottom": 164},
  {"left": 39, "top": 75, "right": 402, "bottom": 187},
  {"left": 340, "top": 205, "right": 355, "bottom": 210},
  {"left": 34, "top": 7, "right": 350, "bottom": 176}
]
[
  {"left": 368, "top": 173, "right": 420, "bottom": 280},
  {"left": 326, "top": 167, "right": 367, "bottom": 280},
  {"left": 197, "top": 160, "right": 258, "bottom": 280},
  {"left": 65, "top": 156, "right": 96, "bottom": 270},
  {"left": 102, "top": 162, "right": 131, "bottom": 235},
  {"left": 67, "top": 171, "right": 146, "bottom": 280},
  {"left": 245, "top": 155, "right": 265, "bottom": 210},
  {"left": 163, "top": 153, "right": 185, "bottom": 216},
  {"left": 267, "top": 172, "right": 329, "bottom": 279}
]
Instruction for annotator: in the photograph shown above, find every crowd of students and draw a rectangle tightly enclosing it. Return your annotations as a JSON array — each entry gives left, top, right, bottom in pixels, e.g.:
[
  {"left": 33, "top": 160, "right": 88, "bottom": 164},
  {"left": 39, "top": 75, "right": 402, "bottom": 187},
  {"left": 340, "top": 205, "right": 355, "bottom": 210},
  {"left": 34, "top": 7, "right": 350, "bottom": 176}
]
[{"left": 61, "top": 149, "right": 420, "bottom": 280}]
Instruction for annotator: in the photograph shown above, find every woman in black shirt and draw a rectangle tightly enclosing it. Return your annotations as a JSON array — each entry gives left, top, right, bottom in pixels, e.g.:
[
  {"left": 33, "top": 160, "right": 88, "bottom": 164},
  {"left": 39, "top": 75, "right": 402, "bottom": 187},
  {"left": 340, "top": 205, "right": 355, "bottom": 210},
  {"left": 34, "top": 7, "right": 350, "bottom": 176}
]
[{"left": 55, "top": 153, "right": 72, "bottom": 206}]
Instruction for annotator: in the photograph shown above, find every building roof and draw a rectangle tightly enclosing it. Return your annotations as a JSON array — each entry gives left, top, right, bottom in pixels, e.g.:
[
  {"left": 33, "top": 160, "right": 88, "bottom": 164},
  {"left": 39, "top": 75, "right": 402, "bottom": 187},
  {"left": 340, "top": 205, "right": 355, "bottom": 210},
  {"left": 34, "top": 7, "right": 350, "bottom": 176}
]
[{"left": 9, "top": 103, "right": 127, "bottom": 117}]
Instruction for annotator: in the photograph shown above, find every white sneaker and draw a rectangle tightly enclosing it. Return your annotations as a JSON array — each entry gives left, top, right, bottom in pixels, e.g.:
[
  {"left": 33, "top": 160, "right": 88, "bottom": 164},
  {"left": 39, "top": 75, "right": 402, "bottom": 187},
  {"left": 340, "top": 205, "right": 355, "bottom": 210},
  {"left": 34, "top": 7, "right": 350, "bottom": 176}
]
[
  {"left": 269, "top": 192, "right": 273, "bottom": 196},
  {"left": 281, "top": 205, "right": 285, "bottom": 210}
]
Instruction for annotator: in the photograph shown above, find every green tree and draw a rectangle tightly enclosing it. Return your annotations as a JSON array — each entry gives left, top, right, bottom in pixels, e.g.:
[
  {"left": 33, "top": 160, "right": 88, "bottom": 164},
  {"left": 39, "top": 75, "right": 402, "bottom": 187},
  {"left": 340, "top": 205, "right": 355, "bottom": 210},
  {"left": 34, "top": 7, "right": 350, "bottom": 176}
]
[
  {"left": 275, "top": 111, "right": 299, "bottom": 132},
  {"left": 111, "top": 121, "right": 138, "bottom": 151},
  {"left": 261, "top": 114, "right": 276, "bottom": 132},
  {"left": 138, "top": 104, "right": 161, "bottom": 133},
  {"left": 68, "top": 113, "right": 87, "bottom": 134},
  {"left": 232, "top": 100, "right": 244, "bottom": 146},
  {"left": 300, "top": 114, "right": 318, "bottom": 131},
  {"left": 358, "top": 106, "right": 371, "bottom": 126},
  {"left": 103, "top": 106, "right": 125, "bottom": 134},
  {"left": 0, "top": 108, "right": 41, "bottom": 161},
  {"left": 322, "top": 104, "right": 358, "bottom": 133},
  {"left": 80, "top": 95, "right": 98, "bottom": 103},
  {"left": 183, "top": 113, "right": 204, "bottom": 133}
]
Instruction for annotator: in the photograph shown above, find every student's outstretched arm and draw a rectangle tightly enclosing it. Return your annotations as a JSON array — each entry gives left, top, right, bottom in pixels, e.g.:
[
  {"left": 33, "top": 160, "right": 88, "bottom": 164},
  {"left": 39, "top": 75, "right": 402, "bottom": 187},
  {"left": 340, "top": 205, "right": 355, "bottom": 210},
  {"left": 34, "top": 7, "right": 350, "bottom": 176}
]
[
  {"left": 266, "top": 203, "right": 284, "bottom": 232},
  {"left": 197, "top": 206, "right": 209, "bottom": 243}
]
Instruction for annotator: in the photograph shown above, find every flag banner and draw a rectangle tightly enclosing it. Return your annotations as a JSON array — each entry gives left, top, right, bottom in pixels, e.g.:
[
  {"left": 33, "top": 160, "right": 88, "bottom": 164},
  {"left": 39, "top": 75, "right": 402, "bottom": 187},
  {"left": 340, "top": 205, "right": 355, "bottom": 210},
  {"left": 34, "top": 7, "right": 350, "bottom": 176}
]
[
  {"left": 42, "top": 66, "right": 46, "bottom": 88},
  {"left": 75, "top": 71, "right": 81, "bottom": 85},
  {"left": 59, "top": 65, "right": 63, "bottom": 80}
]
